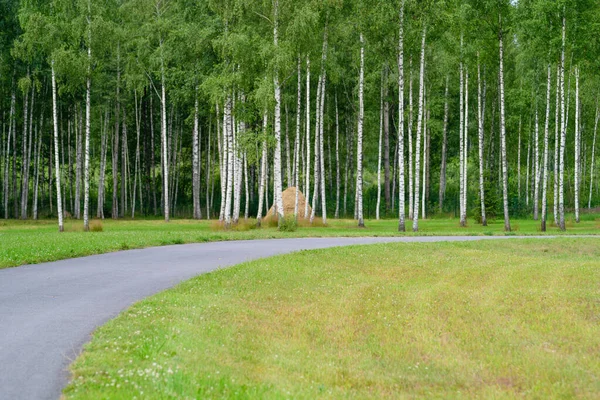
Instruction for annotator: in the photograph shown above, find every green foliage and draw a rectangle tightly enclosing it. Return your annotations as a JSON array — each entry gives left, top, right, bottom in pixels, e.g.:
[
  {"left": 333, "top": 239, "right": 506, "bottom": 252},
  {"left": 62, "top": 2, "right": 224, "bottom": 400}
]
[
  {"left": 278, "top": 215, "right": 298, "bottom": 232},
  {"left": 473, "top": 170, "right": 501, "bottom": 223}
]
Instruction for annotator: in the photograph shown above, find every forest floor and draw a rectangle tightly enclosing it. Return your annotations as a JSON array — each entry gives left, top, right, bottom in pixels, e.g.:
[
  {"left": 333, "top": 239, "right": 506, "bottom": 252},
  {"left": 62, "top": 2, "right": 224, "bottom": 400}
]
[
  {"left": 64, "top": 239, "right": 600, "bottom": 399},
  {"left": 1, "top": 214, "right": 599, "bottom": 269}
]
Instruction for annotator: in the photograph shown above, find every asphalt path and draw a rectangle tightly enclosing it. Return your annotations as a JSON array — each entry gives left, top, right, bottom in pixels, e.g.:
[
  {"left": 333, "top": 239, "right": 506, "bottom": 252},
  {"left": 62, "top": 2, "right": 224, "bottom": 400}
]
[{"left": 0, "top": 235, "right": 581, "bottom": 399}]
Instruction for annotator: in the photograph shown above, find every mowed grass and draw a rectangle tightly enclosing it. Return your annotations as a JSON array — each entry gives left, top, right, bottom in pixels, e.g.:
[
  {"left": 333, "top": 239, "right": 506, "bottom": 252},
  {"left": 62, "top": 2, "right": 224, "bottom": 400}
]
[
  {"left": 1, "top": 214, "right": 598, "bottom": 269},
  {"left": 65, "top": 239, "right": 600, "bottom": 399}
]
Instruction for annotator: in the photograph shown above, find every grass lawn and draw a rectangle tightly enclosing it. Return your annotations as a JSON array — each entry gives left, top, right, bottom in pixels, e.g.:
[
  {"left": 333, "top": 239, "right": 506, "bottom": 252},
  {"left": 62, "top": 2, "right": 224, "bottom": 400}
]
[
  {"left": 1, "top": 214, "right": 599, "bottom": 269},
  {"left": 64, "top": 238, "right": 600, "bottom": 399}
]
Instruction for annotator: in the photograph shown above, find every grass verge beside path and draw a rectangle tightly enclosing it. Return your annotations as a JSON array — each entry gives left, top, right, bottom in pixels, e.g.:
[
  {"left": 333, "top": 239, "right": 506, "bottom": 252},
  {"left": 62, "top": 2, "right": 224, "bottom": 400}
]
[
  {"left": 0, "top": 215, "right": 598, "bottom": 269},
  {"left": 65, "top": 238, "right": 600, "bottom": 399}
]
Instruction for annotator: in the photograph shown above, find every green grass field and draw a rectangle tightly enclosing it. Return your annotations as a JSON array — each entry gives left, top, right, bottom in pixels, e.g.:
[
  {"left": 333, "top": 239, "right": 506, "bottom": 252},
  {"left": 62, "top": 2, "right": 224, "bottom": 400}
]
[
  {"left": 64, "top": 238, "right": 600, "bottom": 399},
  {"left": 0, "top": 214, "right": 598, "bottom": 269}
]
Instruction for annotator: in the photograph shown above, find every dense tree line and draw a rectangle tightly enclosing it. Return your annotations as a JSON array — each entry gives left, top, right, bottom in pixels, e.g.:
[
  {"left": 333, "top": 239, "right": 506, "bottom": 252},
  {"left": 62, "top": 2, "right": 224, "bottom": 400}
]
[{"left": 0, "top": 0, "right": 599, "bottom": 231}]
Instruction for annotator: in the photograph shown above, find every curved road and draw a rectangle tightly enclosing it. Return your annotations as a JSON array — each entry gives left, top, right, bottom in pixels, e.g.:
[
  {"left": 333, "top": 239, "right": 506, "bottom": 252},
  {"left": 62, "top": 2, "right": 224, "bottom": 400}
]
[{"left": 0, "top": 235, "right": 575, "bottom": 399}]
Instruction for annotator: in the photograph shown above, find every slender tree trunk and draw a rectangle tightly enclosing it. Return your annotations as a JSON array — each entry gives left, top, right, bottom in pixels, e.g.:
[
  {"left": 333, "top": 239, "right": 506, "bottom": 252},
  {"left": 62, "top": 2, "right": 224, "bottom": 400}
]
[
  {"left": 272, "top": 1, "right": 284, "bottom": 223},
  {"left": 20, "top": 80, "right": 30, "bottom": 219},
  {"left": 310, "top": 74, "right": 322, "bottom": 223},
  {"left": 121, "top": 106, "right": 128, "bottom": 217},
  {"left": 541, "top": 65, "right": 552, "bottom": 231},
  {"left": 294, "top": 57, "right": 302, "bottom": 218},
  {"left": 304, "top": 57, "right": 311, "bottom": 218},
  {"left": 534, "top": 105, "right": 540, "bottom": 220},
  {"left": 51, "top": 62, "right": 64, "bottom": 232},
  {"left": 76, "top": 105, "right": 82, "bottom": 220},
  {"left": 574, "top": 66, "right": 580, "bottom": 222},
  {"left": 217, "top": 104, "right": 226, "bottom": 221},
  {"left": 158, "top": 40, "right": 169, "bottom": 222},
  {"left": 554, "top": 64, "right": 560, "bottom": 225},
  {"left": 421, "top": 99, "right": 427, "bottom": 220},
  {"left": 413, "top": 25, "right": 426, "bottom": 232},
  {"left": 319, "top": 67, "right": 327, "bottom": 223},
  {"left": 439, "top": 76, "right": 449, "bottom": 214},
  {"left": 459, "top": 47, "right": 465, "bottom": 227},
  {"left": 499, "top": 20, "right": 511, "bottom": 232},
  {"left": 377, "top": 71, "right": 383, "bottom": 220},
  {"left": 526, "top": 126, "right": 531, "bottom": 207},
  {"left": 356, "top": 33, "right": 365, "bottom": 227},
  {"left": 558, "top": 15, "right": 567, "bottom": 231},
  {"left": 462, "top": 67, "right": 469, "bottom": 225},
  {"left": 408, "top": 59, "right": 414, "bottom": 220},
  {"left": 398, "top": 0, "right": 406, "bottom": 231},
  {"left": 477, "top": 59, "right": 487, "bottom": 226},
  {"left": 223, "top": 97, "right": 233, "bottom": 227},
  {"left": 83, "top": 56, "right": 91, "bottom": 230},
  {"left": 518, "top": 116, "right": 522, "bottom": 200},
  {"left": 192, "top": 86, "right": 201, "bottom": 219}
]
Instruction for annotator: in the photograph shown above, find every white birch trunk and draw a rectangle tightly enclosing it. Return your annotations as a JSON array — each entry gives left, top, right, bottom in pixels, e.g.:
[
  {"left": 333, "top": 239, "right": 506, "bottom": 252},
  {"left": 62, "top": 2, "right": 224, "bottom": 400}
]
[
  {"left": 477, "top": 59, "right": 487, "bottom": 226},
  {"left": 272, "top": 0, "right": 284, "bottom": 222},
  {"left": 499, "top": 19, "right": 511, "bottom": 232},
  {"left": 356, "top": 33, "right": 365, "bottom": 227},
  {"left": 224, "top": 96, "right": 233, "bottom": 227},
  {"left": 534, "top": 105, "right": 540, "bottom": 220},
  {"left": 463, "top": 68, "right": 469, "bottom": 225},
  {"left": 310, "top": 74, "right": 322, "bottom": 223},
  {"left": 541, "top": 64, "right": 551, "bottom": 231},
  {"left": 408, "top": 60, "right": 414, "bottom": 220},
  {"left": 20, "top": 80, "right": 29, "bottom": 219},
  {"left": 554, "top": 64, "right": 560, "bottom": 225},
  {"left": 52, "top": 61, "right": 64, "bottom": 232},
  {"left": 206, "top": 117, "right": 211, "bottom": 219},
  {"left": 558, "top": 15, "right": 566, "bottom": 231},
  {"left": 294, "top": 58, "right": 301, "bottom": 218},
  {"left": 574, "top": 66, "right": 580, "bottom": 222},
  {"left": 422, "top": 97, "right": 427, "bottom": 220},
  {"left": 319, "top": 70, "right": 327, "bottom": 223},
  {"left": 192, "top": 87, "right": 201, "bottom": 219},
  {"left": 376, "top": 72, "right": 383, "bottom": 220},
  {"left": 412, "top": 26, "right": 426, "bottom": 232},
  {"left": 304, "top": 57, "right": 311, "bottom": 218},
  {"left": 518, "top": 116, "right": 521, "bottom": 200},
  {"left": 334, "top": 93, "right": 340, "bottom": 219},
  {"left": 83, "top": 43, "right": 91, "bottom": 230},
  {"left": 459, "top": 53, "right": 465, "bottom": 226},
  {"left": 318, "top": 31, "right": 328, "bottom": 224},
  {"left": 160, "top": 39, "right": 169, "bottom": 222},
  {"left": 398, "top": 1, "right": 406, "bottom": 231},
  {"left": 244, "top": 153, "right": 249, "bottom": 219}
]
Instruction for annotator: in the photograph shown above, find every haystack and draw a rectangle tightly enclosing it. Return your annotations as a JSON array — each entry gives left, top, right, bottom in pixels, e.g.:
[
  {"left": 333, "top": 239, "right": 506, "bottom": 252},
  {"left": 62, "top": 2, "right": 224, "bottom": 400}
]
[{"left": 267, "top": 187, "right": 312, "bottom": 219}]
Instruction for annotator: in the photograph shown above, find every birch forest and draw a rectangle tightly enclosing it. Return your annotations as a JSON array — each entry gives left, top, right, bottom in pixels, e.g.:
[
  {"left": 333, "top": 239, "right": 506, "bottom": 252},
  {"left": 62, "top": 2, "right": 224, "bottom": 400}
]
[{"left": 0, "top": 0, "right": 599, "bottom": 232}]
